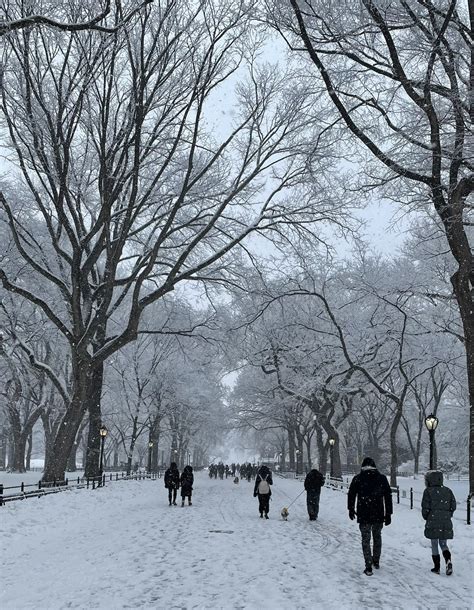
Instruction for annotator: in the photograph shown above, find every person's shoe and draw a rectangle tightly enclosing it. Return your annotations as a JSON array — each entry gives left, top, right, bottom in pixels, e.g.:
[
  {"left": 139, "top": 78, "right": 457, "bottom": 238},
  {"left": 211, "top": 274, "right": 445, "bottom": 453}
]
[
  {"left": 363, "top": 567, "right": 373, "bottom": 576},
  {"left": 264, "top": 514, "right": 269, "bottom": 519},
  {"left": 259, "top": 513, "right": 263, "bottom": 518},
  {"left": 189, "top": 501, "right": 192, "bottom": 506},
  {"left": 372, "top": 558, "right": 380, "bottom": 569},
  {"left": 181, "top": 501, "right": 185, "bottom": 507},
  {"left": 173, "top": 501, "right": 177, "bottom": 506},
  {"left": 442, "top": 549, "right": 453, "bottom": 575},
  {"left": 431, "top": 555, "right": 441, "bottom": 574}
]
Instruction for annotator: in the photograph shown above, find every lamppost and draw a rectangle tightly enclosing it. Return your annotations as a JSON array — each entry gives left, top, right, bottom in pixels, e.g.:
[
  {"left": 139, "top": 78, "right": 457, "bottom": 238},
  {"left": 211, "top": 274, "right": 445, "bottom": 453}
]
[
  {"left": 278, "top": 452, "right": 283, "bottom": 472},
  {"left": 295, "top": 449, "right": 301, "bottom": 475},
  {"left": 99, "top": 424, "right": 108, "bottom": 478},
  {"left": 328, "top": 438, "right": 335, "bottom": 479},
  {"left": 148, "top": 441, "right": 153, "bottom": 474},
  {"left": 187, "top": 451, "right": 191, "bottom": 466},
  {"left": 425, "top": 414, "right": 439, "bottom": 470}
]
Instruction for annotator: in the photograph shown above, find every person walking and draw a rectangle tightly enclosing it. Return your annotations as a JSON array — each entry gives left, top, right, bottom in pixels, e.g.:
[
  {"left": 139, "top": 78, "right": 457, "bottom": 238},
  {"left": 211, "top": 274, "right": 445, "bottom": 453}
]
[
  {"left": 347, "top": 457, "right": 393, "bottom": 576},
  {"left": 164, "top": 462, "right": 180, "bottom": 506},
  {"left": 180, "top": 464, "right": 194, "bottom": 507},
  {"left": 253, "top": 465, "right": 273, "bottom": 519},
  {"left": 421, "top": 470, "right": 456, "bottom": 575},
  {"left": 304, "top": 468, "right": 325, "bottom": 520}
]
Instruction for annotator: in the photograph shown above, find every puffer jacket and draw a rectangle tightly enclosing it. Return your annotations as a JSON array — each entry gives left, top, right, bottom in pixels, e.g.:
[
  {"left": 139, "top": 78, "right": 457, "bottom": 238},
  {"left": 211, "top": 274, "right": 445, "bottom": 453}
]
[
  {"left": 304, "top": 469, "right": 325, "bottom": 492},
  {"left": 421, "top": 470, "right": 456, "bottom": 540}
]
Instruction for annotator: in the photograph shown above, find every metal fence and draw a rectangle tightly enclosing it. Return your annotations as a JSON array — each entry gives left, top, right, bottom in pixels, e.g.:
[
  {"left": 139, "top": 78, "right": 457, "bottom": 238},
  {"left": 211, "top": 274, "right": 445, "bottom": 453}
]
[
  {"left": 324, "top": 475, "right": 472, "bottom": 525},
  {"left": 0, "top": 470, "right": 163, "bottom": 507}
]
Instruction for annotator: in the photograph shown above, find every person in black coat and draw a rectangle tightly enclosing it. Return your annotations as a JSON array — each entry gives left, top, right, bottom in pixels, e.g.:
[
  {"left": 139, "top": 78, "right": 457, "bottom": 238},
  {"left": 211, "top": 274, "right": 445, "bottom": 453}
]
[
  {"left": 347, "top": 457, "right": 393, "bottom": 576},
  {"left": 180, "top": 465, "right": 194, "bottom": 506},
  {"left": 164, "top": 462, "right": 180, "bottom": 505},
  {"left": 304, "top": 468, "right": 325, "bottom": 520},
  {"left": 253, "top": 465, "right": 273, "bottom": 518}
]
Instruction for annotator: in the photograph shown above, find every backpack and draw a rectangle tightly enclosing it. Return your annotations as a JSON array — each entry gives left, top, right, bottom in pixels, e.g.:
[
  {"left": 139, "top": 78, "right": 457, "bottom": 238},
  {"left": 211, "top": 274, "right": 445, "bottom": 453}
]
[{"left": 258, "top": 475, "right": 270, "bottom": 494}]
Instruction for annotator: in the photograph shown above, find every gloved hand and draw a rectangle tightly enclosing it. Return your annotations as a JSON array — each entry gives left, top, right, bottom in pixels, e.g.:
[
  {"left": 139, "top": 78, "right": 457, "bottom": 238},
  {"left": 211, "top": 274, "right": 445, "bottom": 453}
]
[
  {"left": 253, "top": 492, "right": 257, "bottom": 498},
  {"left": 384, "top": 515, "right": 391, "bottom": 526},
  {"left": 349, "top": 510, "right": 355, "bottom": 521}
]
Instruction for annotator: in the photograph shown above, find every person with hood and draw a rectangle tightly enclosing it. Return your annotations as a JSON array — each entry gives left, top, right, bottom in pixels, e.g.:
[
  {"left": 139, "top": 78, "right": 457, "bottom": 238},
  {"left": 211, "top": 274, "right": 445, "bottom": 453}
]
[
  {"left": 180, "top": 464, "right": 194, "bottom": 506},
  {"left": 253, "top": 465, "right": 273, "bottom": 518},
  {"left": 304, "top": 468, "right": 325, "bottom": 520},
  {"left": 164, "top": 462, "right": 180, "bottom": 506},
  {"left": 347, "top": 457, "right": 393, "bottom": 576},
  {"left": 421, "top": 470, "right": 456, "bottom": 575}
]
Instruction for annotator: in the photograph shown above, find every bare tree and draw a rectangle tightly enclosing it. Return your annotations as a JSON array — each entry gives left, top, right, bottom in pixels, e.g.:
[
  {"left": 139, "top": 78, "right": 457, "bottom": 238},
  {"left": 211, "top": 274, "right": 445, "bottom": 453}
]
[
  {"left": 277, "top": 0, "right": 474, "bottom": 491},
  {"left": 0, "top": 0, "right": 341, "bottom": 480}
]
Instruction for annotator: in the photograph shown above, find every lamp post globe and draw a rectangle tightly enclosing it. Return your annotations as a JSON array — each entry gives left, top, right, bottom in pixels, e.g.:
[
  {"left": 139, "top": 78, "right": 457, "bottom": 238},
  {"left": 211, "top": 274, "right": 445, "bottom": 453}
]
[{"left": 424, "top": 414, "right": 439, "bottom": 470}]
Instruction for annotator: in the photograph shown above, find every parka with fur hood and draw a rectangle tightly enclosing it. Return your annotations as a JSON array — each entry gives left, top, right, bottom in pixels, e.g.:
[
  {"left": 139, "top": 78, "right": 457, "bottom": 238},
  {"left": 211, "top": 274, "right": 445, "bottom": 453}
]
[{"left": 421, "top": 470, "right": 456, "bottom": 540}]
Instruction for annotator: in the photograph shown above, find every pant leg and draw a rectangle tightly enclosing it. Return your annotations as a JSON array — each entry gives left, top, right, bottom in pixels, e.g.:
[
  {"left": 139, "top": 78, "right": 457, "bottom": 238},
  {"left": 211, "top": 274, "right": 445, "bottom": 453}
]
[
  {"left": 258, "top": 494, "right": 265, "bottom": 514},
  {"left": 438, "top": 539, "right": 449, "bottom": 552},
  {"left": 359, "top": 524, "right": 372, "bottom": 568},
  {"left": 172, "top": 488, "right": 177, "bottom": 503},
  {"left": 372, "top": 522, "right": 383, "bottom": 561},
  {"left": 431, "top": 539, "right": 439, "bottom": 554},
  {"left": 306, "top": 490, "right": 320, "bottom": 518},
  {"left": 168, "top": 488, "right": 172, "bottom": 503},
  {"left": 263, "top": 494, "right": 270, "bottom": 514}
]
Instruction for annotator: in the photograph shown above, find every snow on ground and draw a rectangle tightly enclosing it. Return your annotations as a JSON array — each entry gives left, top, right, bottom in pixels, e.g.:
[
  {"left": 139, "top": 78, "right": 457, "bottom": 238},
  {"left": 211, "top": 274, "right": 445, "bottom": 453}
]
[{"left": 1, "top": 473, "right": 472, "bottom": 610}]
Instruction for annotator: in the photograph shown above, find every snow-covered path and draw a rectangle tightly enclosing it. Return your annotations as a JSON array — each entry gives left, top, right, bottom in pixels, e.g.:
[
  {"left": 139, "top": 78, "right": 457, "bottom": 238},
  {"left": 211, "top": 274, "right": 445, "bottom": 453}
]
[{"left": 1, "top": 473, "right": 472, "bottom": 609}]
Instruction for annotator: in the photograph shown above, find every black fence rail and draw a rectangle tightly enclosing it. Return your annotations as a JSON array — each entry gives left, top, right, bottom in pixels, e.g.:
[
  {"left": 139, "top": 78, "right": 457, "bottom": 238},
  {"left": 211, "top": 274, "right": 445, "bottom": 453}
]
[
  {"left": 325, "top": 475, "right": 472, "bottom": 525},
  {"left": 0, "top": 470, "right": 163, "bottom": 507}
]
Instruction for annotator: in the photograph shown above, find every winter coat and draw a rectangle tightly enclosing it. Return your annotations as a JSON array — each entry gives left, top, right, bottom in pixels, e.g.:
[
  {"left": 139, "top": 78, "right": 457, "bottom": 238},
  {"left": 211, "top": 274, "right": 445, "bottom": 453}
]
[
  {"left": 164, "top": 467, "right": 180, "bottom": 490},
  {"left": 348, "top": 466, "right": 393, "bottom": 524},
  {"left": 180, "top": 466, "right": 194, "bottom": 496},
  {"left": 253, "top": 466, "right": 273, "bottom": 497},
  {"left": 421, "top": 471, "right": 456, "bottom": 540},
  {"left": 304, "top": 469, "right": 325, "bottom": 492}
]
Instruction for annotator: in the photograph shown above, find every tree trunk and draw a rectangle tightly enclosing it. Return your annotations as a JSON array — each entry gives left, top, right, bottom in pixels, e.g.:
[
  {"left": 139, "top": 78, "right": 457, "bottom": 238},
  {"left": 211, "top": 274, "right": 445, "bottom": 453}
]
[
  {"left": 0, "top": 427, "right": 7, "bottom": 469},
  {"left": 84, "top": 363, "right": 104, "bottom": 478},
  {"left": 287, "top": 426, "right": 295, "bottom": 470},
  {"left": 389, "top": 401, "right": 403, "bottom": 487},
  {"left": 42, "top": 362, "right": 91, "bottom": 481},
  {"left": 26, "top": 431, "right": 33, "bottom": 470},
  {"left": 126, "top": 414, "right": 140, "bottom": 475}
]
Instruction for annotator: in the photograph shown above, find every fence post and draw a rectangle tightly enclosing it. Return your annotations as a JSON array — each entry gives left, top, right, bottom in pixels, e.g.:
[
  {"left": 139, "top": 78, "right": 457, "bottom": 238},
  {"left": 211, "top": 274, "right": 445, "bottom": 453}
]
[
  {"left": 468, "top": 494, "right": 472, "bottom": 526},
  {"left": 77, "top": 477, "right": 80, "bottom": 484},
  {"left": 92, "top": 478, "right": 96, "bottom": 490},
  {"left": 102, "top": 474, "right": 106, "bottom": 487},
  {"left": 397, "top": 486, "right": 400, "bottom": 504},
  {"left": 87, "top": 478, "right": 90, "bottom": 489},
  {"left": 0, "top": 483, "right": 3, "bottom": 506},
  {"left": 21, "top": 482, "right": 24, "bottom": 492},
  {"left": 38, "top": 480, "right": 42, "bottom": 490},
  {"left": 65, "top": 478, "right": 68, "bottom": 487},
  {"left": 410, "top": 487, "right": 413, "bottom": 509},
  {"left": 116, "top": 473, "right": 118, "bottom": 481},
  {"left": 110, "top": 473, "right": 112, "bottom": 481},
  {"left": 53, "top": 478, "right": 57, "bottom": 488}
]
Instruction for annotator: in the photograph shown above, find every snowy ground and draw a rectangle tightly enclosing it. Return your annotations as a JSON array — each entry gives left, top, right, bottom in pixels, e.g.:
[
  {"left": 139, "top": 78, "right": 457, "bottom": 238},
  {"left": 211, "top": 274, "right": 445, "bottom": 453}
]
[{"left": 1, "top": 473, "right": 472, "bottom": 610}]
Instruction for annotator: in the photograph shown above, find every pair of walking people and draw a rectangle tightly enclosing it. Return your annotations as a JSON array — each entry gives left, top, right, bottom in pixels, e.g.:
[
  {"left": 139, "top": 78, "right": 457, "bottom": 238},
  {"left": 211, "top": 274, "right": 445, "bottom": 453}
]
[
  {"left": 348, "top": 457, "right": 456, "bottom": 577},
  {"left": 164, "top": 462, "right": 194, "bottom": 507}
]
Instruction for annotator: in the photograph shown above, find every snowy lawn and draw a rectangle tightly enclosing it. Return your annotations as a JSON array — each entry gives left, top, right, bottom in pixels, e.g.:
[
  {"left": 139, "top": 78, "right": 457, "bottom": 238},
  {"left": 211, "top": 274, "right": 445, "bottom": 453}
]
[{"left": 1, "top": 473, "right": 472, "bottom": 609}]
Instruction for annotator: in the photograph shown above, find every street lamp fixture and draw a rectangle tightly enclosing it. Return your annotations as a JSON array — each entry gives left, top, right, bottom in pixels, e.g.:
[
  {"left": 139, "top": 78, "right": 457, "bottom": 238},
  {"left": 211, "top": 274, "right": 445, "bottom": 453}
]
[
  {"left": 148, "top": 441, "right": 153, "bottom": 474},
  {"left": 424, "top": 414, "right": 439, "bottom": 470},
  {"left": 328, "top": 438, "right": 335, "bottom": 479},
  {"left": 99, "top": 424, "right": 108, "bottom": 480}
]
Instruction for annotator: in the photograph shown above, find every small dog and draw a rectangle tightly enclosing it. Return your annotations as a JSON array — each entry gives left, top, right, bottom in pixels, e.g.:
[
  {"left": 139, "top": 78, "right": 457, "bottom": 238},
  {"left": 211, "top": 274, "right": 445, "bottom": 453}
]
[
  {"left": 233, "top": 477, "right": 239, "bottom": 484},
  {"left": 280, "top": 507, "right": 289, "bottom": 521}
]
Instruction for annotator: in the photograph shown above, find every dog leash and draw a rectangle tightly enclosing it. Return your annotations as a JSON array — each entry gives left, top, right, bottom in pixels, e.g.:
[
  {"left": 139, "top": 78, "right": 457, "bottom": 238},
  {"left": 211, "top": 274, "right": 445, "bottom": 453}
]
[{"left": 286, "top": 489, "right": 305, "bottom": 509}]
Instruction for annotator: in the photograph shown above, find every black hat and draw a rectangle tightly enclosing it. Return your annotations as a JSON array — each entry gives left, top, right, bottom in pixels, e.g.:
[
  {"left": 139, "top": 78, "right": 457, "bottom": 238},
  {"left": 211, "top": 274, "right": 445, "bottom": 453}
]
[{"left": 361, "top": 457, "right": 376, "bottom": 468}]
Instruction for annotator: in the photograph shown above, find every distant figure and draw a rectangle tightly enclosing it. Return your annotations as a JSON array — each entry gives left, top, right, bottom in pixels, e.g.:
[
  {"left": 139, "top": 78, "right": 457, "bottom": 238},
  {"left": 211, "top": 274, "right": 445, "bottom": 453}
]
[
  {"left": 225, "top": 464, "right": 230, "bottom": 478},
  {"left": 218, "top": 462, "right": 225, "bottom": 480},
  {"left": 253, "top": 465, "right": 273, "bottom": 519},
  {"left": 164, "top": 462, "right": 180, "bottom": 506},
  {"left": 348, "top": 457, "right": 393, "bottom": 576},
  {"left": 422, "top": 470, "right": 456, "bottom": 575},
  {"left": 180, "top": 465, "right": 194, "bottom": 507},
  {"left": 304, "top": 468, "right": 325, "bottom": 520}
]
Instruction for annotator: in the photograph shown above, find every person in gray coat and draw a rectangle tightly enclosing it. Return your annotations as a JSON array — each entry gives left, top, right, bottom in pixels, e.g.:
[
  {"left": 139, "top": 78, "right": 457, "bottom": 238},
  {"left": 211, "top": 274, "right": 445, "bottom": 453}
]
[{"left": 421, "top": 470, "right": 456, "bottom": 575}]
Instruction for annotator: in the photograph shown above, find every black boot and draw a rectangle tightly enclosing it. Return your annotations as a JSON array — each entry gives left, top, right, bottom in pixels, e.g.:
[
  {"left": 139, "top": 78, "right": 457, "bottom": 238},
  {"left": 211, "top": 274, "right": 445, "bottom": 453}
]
[
  {"left": 431, "top": 555, "right": 440, "bottom": 574},
  {"left": 372, "top": 557, "right": 380, "bottom": 569},
  {"left": 442, "top": 549, "right": 453, "bottom": 575}
]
